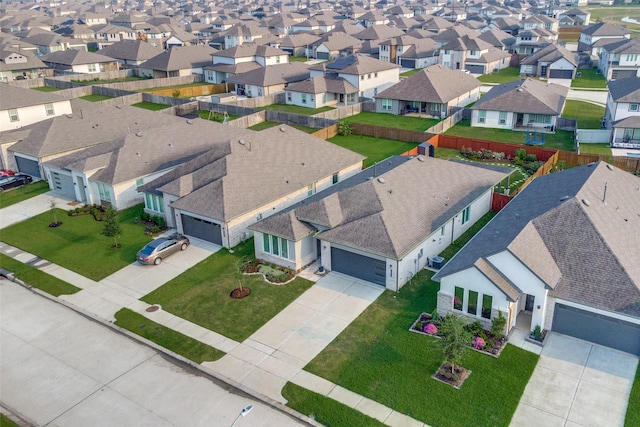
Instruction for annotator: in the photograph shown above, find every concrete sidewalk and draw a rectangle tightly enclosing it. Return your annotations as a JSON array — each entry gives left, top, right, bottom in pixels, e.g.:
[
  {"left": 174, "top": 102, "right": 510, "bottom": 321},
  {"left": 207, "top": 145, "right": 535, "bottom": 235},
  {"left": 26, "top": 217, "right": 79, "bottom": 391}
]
[{"left": 0, "top": 191, "right": 77, "bottom": 229}]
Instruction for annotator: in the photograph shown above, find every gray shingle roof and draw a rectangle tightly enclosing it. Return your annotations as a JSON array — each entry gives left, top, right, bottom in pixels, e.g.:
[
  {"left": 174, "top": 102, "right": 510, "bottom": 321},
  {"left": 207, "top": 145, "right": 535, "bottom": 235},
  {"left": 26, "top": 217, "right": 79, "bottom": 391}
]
[
  {"left": 285, "top": 74, "right": 358, "bottom": 94},
  {"left": 139, "top": 45, "right": 217, "bottom": 72},
  {"left": 581, "top": 22, "right": 630, "bottom": 37},
  {"left": 0, "top": 84, "right": 68, "bottom": 111},
  {"left": 213, "top": 43, "right": 286, "bottom": 58},
  {"left": 434, "top": 162, "right": 640, "bottom": 318},
  {"left": 41, "top": 49, "right": 116, "bottom": 65},
  {"left": 471, "top": 77, "right": 568, "bottom": 115},
  {"left": 519, "top": 43, "right": 577, "bottom": 67},
  {"left": 96, "top": 39, "right": 163, "bottom": 62},
  {"left": 0, "top": 49, "right": 46, "bottom": 72},
  {"left": 602, "top": 37, "right": 640, "bottom": 54},
  {"left": 608, "top": 77, "right": 640, "bottom": 103},
  {"left": 309, "top": 54, "right": 400, "bottom": 75},
  {"left": 228, "top": 62, "right": 309, "bottom": 87},
  {"left": 375, "top": 64, "right": 481, "bottom": 103}
]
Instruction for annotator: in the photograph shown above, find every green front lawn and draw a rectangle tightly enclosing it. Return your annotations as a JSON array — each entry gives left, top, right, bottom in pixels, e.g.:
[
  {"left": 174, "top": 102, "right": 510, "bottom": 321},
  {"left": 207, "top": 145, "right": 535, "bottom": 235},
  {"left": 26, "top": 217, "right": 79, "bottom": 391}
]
[
  {"left": 132, "top": 101, "right": 171, "bottom": 111},
  {"left": 562, "top": 100, "right": 605, "bottom": 129},
  {"left": 303, "top": 268, "right": 538, "bottom": 427},
  {"left": 197, "top": 109, "right": 239, "bottom": 123},
  {"left": 0, "top": 253, "right": 80, "bottom": 297},
  {"left": 347, "top": 112, "right": 439, "bottom": 132},
  {"left": 571, "top": 68, "right": 607, "bottom": 89},
  {"left": 282, "top": 383, "right": 387, "bottom": 427},
  {"left": 579, "top": 143, "right": 612, "bottom": 156},
  {"left": 478, "top": 67, "right": 521, "bottom": 84},
  {"left": 445, "top": 119, "right": 575, "bottom": 152},
  {"left": 32, "top": 86, "right": 62, "bottom": 92},
  {"left": 0, "top": 180, "right": 50, "bottom": 209},
  {"left": 0, "top": 205, "right": 152, "bottom": 281},
  {"left": 141, "top": 239, "right": 313, "bottom": 342},
  {"left": 80, "top": 94, "right": 113, "bottom": 102},
  {"left": 626, "top": 363, "right": 640, "bottom": 426},
  {"left": 256, "top": 104, "right": 335, "bottom": 115},
  {"left": 327, "top": 134, "right": 418, "bottom": 167},
  {"left": 114, "top": 308, "right": 224, "bottom": 363}
]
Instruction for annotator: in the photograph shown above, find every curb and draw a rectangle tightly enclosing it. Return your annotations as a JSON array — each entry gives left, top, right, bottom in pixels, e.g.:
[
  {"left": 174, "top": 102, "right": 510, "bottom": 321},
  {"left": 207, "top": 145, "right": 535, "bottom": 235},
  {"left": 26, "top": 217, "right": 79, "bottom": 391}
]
[{"left": 2, "top": 276, "right": 323, "bottom": 427}]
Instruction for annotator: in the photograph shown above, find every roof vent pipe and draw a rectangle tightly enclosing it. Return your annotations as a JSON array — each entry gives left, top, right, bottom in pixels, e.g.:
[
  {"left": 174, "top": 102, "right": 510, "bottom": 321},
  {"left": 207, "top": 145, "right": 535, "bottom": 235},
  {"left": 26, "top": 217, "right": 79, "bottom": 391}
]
[
  {"left": 582, "top": 198, "right": 590, "bottom": 207},
  {"left": 603, "top": 182, "right": 607, "bottom": 203}
]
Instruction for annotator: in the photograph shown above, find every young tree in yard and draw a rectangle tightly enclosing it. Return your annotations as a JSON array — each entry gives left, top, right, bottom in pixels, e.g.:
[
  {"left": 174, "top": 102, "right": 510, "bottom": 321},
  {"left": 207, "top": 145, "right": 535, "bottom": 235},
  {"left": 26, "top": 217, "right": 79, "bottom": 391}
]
[
  {"left": 101, "top": 207, "right": 122, "bottom": 248},
  {"left": 439, "top": 314, "right": 472, "bottom": 374},
  {"left": 49, "top": 199, "right": 60, "bottom": 227}
]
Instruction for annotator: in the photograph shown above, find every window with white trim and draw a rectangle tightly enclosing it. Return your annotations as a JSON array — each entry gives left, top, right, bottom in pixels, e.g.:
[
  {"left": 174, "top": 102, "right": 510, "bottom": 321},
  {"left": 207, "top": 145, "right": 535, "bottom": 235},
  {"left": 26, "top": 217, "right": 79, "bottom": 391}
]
[
  {"left": 629, "top": 104, "right": 639, "bottom": 112},
  {"left": 45, "top": 103, "right": 55, "bottom": 116},
  {"left": 478, "top": 110, "right": 486, "bottom": 123},
  {"left": 461, "top": 206, "right": 470, "bottom": 224},
  {"left": 97, "top": 182, "right": 112, "bottom": 203},
  {"left": 499, "top": 111, "right": 507, "bottom": 124},
  {"left": 301, "top": 93, "right": 307, "bottom": 104},
  {"left": 144, "top": 193, "right": 164, "bottom": 213},
  {"left": 263, "top": 233, "right": 290, "bottom": 259},
  {"left": 287, "top": 92, "right": 291, "bottom": 102},
  {"left": 8, "top": 109, "right": 19, "bottom": 122},
  {"left": 382, "top": 99, "right": 392, "bottom": 111},
  {"left": 88, "top": 63, "right": 97, "bottom": 72}
]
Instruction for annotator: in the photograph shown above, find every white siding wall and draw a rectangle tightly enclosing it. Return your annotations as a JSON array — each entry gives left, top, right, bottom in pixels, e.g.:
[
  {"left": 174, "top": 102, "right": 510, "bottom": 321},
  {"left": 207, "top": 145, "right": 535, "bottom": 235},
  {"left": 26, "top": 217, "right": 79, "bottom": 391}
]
[
  {"left": 0, "top": 100, "right": 72, "bottom": 130},
  {"left": 341, "top": 68, "right": 399, "bottom": 98},
  {"left": 550, "top": 57, "right": 575, "bottom": 72},
  {"left": 471, "top": 109, "right": 514, "bottom": 129},
  {"left": 611, "top": 101, "right": 640, "bottom": 122},
  {"left": 286, "top": 91, "right": 323, "bottom": 108}
]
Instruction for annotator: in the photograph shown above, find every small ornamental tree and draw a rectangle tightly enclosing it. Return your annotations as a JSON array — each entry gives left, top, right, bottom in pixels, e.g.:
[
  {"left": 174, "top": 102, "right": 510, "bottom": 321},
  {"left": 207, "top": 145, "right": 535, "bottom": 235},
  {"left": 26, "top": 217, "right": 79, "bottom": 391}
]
[
  {"left": 490, "top": 311, "right": 507, "bottom": 340},
  {"left": 49, "top": 199, "right": 62, "bottom": 227},
  {"left": 439, "top": 314, "right": 472, "bottom": 374},
  {"left": 338, "top": 119, "right": 352, "bottom": 136},
  {"left": 101, "top": 207, "right": 122, "bottom": 248}
]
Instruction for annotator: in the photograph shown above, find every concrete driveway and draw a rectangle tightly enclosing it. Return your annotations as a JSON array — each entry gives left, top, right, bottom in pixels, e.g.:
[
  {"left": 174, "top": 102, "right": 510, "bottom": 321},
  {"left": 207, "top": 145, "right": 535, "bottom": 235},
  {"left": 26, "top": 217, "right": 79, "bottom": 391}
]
[{"left": 511, "top": 333, "right": 638, "bottom": 427}]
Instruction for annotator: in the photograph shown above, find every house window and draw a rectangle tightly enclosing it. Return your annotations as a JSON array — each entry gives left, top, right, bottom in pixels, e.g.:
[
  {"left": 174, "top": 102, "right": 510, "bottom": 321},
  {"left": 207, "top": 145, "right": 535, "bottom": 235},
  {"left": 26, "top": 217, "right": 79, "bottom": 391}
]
[
  {"left": 444, "top": 50, "right": 450, "bottom": 54},
  {"left": 454, "top": 286, "right": 464, "bottom": 310},
  {"left": 8, "top": 109, "right": 19, "bottom": 122},
  {"left": 263, "top": 233, "right": 270, "bottom": 252},
  {"left": 529, "top": 114, "right": 551, "bottom": 124},
  {"left": 144, "top": 193, "right": 164, "bottom": 213},
  {"left": 88, "top": 63, "right": 97, "bottom": 72},
  {"left": 45, "top": 103, "right": 55, "bottom": 116},
  {"left": 499, "top": 111, "right": 507, "bottom": 124},
  {"left": 272, "top": 235, "right": 279, "bottom": 256},
  {"left": 468, "top": 290, "right": 478, "bottom": 315},
  {"left": 287, "top": 92, "right": 291, "bottom": 102},
  {"left": 482, "top": 294, "right": 492, "bottom": 319},
  {"left": 440, "top": 226, "right": 445, "bottom": 236},
  {"left": 470, "top": 50, "right": 477, "bottom": 56},
  {"left": 332, "top": 173, "right": 338, "bottom": 184},
  {"left": 361, "top": 75, "right": 365, "bottom": 80},
  {"left": 301, "top": 93, "right": 307, "bottom": 104},
  {"left": 629, "top": 104, "right": 639, "bottom": 112},
  {"left": 307, "top": 184, "right": 313, "bottom": 196},
  {"left": 276, "top": 56, "right": 281, "bottom": 63},
  {"left": 263, "top": 233, "right": 291, "bottom": 260},
  {"left": 381, "top": 99, "right": 392, "bottom": 111},
  {"left": 430, "top": 103, "right": 441, "bottom": 112},
  {"left": 97, "top": 182, "right": 112, "bottom": 203},
  {"left": 375, "top": 72, "right": 378, "bottom": 77},
  {"left": 374, "top": 88, "right": 377, "bottom": 96},
  {"left": 478, "top": 110, "right": 486, "bottom": 123},
  {"left": 368, "top": 74, "right": 371, "bottom": 79},
  {"left": 136, "top": 178, "right": 144, "bottom": 187},
  {"left": 461, "top": 206, "right": 470, "bottom": 224},
  {"left": 627, "top": 54, "right": 638, "bottom": 62}
]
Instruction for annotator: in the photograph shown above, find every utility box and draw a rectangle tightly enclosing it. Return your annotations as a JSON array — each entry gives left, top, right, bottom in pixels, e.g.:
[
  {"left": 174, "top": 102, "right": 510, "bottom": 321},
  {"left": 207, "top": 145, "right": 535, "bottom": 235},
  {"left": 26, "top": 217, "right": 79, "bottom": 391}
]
[
  {"left": 429, "top": 256, "right": 445, "bottom": 269},
  {"left": 418, "top": 142, "right": 435, "bottom": 157}
]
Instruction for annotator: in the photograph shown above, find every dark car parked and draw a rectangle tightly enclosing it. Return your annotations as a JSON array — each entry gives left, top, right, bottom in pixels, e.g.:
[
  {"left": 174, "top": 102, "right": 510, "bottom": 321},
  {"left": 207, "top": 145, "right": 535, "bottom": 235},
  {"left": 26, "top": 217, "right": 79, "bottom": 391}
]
[
  {"left": 0, "top": 174, "right": 33, "bottom": 192},
  {"left": 136, "top": 233, "right": 190, "bottom": 265}
]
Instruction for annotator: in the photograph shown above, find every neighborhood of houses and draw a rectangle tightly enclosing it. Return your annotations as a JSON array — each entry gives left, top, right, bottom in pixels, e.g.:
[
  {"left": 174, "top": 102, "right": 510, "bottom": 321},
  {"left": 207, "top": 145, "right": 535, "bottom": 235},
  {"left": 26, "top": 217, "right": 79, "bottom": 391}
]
[{"left": 0, "top": 0, "right": 639, "bottom": 425}]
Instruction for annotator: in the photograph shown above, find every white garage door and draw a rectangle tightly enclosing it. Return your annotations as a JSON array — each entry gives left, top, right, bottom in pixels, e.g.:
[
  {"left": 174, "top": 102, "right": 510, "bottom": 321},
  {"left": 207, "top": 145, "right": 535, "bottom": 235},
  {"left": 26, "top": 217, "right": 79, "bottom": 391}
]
[{"left": 51, "top": 171, "right": 75, "bottom": 197}]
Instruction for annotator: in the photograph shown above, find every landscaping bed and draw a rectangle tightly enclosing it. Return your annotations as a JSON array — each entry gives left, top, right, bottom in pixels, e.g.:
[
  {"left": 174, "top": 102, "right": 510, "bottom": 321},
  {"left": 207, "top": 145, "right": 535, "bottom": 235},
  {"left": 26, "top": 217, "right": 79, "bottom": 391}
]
[{"left": 242, "top": 259, "right": 296, "bottom": 284}]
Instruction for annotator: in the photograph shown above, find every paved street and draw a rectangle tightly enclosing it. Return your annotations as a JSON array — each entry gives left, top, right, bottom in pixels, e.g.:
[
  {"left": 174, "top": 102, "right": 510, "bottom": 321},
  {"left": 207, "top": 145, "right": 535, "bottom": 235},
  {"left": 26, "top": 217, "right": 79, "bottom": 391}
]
[{"left": 0, "top": 281, "right": 306, "bottom": 427}]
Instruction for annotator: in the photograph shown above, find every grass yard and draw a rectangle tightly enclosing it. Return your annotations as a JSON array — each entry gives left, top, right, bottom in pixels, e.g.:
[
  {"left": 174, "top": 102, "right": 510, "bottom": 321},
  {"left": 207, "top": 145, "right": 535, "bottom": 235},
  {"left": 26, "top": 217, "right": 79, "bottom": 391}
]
[
  {"left": 400, "top": 68, "right": 424, "bottom": 77},
  {"left": 445, "top": 119, "right": 575, "bottom": 152},
  {"left": 437, "top": 211, "right": 496, "bottom": 261},
  {"left": 197, "top": 109, "right": 239, "bottom": 123},
  {"left": 114, "top": 308, "right": 224, "bottom": 363},
  {"left": 0, "top": 180, "right": 50, "bottom": 208},
  {"left": 32, "top": 86, "right": 62, "bottom": 92},
  {"left": 0, "top": 253, "right": 80, "bottom": 297},
  {"left": 562, "top": 100, "right": 605, "bottom": 129},
  {"left": 138, "top": 82, "right": 211, "bottom": 92},
  {"left": 72, "top": 76, "right": 146, "bottom": 84},
  {"left": 248, "top": 121, "right": 280, "bottom": 131},
  {"left": 79, "top": 94, "right": 113, "bottom": 102},
  {"left": 571, "top": 68, "right": 607, "bottom": 89},
  {"left": 327, "top": 134, "right": 418, "bottom": 167},
  {"left": 282, "top": 383, "right": 387, "bottom": 427},
  {"left": 626, "top": 363, "right": 640, "bottom": 427},
  {"left": 579, "top": 143, "right": 612, "bottom": 156},
  {"left": 141, "top": 239, "right": 314, "bottom": 342},
  {"left": 0, "top": 205, "right": 152, "bottom": 281},
  {"left": 132, "top": 101, "right": 171, "bottom": 111},
  {"left": 346, "top": 112, "right": 439, "bottom": 132},
  {"left": 256, "top": 103, "right": 335, "bottom": 115},
  {"left": 289, "top": 56, "right": 310, "bottom": 62},
  {"left": 0, "top": 414, "right": 19, "bottom": 427},
  {"left": 478, "top": 67, "right": 521, "bottom": 84},
  {"left": 302, "top": 267, "right": 538, "bottom": 427}
]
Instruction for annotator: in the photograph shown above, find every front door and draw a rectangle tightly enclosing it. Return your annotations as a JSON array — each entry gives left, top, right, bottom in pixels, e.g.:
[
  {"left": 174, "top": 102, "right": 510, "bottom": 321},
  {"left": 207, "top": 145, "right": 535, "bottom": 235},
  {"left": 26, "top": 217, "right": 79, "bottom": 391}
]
[
  {"left": 77, "top": 176, "right": 87, "bottom": 203},
  {"left": 525, "top": 294, "right": 535, "bottom": 312},
  {"left": 516, "top": 113, "right": 524, "bottom": 127}
]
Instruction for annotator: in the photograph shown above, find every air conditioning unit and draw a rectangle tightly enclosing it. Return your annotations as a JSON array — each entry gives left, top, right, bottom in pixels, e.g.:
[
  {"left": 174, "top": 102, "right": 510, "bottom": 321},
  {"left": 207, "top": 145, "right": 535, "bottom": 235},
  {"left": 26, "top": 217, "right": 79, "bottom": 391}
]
[{"left": 429, "top": 256, "right": 445, "bottom": 269}]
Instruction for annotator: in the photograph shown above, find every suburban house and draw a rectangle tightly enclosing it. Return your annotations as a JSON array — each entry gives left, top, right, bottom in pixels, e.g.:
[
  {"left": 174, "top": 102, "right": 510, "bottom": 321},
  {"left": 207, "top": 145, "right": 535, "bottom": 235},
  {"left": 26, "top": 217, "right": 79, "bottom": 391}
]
[
  {"left": 229, "top": 62, "right": 310, "bottom": 97},
  {"left": 470, "top": 78, "right": 568, "bottom": 131},
  {"left": 308, "top": 54, "right": 400, "bottom": 99},
  {"left": 138, "top": 125, "right": 365, "bottom": 249},
  {"left": 41, "top": 50, "right": 119, "bottom": 74},
  {"left": 378, "top": 35, "right": 421, "bottom": 64},
  {"left": 604, "top": 76, "right": 640, "bottom": 149},
  {"left": 313, "top": 33, "right": 362, "bottom": 61},
  {"left": 0, "top": 49, "right": 47, "bottom": 82},
  {"left": 394, "top": 38, "right": 441, "bottom": 70},
  {"left": 597, "top": 37, "right": 640, "bottom": 81},
  {"left": 96, "top": 39, "right": 164, "bottom": 67},
  {"left": 21, "top": 32, "right": 88, "bottom": 55},
  {"left": 221, "top": 22, "right": 273, "bottom": 49},
  {"left": 578, "top": 22, "right": 630, "bottom": 57},
  {"left": 274, "top": 33, "right": 320, "bottom": 57},
  {"left": 285, "top": 74, "right": 359, "bottom": 108},
  {"left": 204, "top": 44, "right": 289, "bottom": 84},
  {"left": 514, "top": 29, "right": 554, "bottom": 55},
  {"left": 250, "top": 155, "right": 511, "bottom": 290},
  {"left": 0, "top": 85, "right": 72, "bottom": 132},
  {"left": 433, "top": 162, "right": 640, "bottom": 355},
  {"left": 439, "top": 34, "right": 511, "bottom": 74},
  {"left": 138, "top": 45, "right": 217, "bottom": 78},
  {"left": 374, "top": 64, "right": 481, "bottom": 117},
  {"left": 519, "top": 43, "right": 577, "bottom": 79}
]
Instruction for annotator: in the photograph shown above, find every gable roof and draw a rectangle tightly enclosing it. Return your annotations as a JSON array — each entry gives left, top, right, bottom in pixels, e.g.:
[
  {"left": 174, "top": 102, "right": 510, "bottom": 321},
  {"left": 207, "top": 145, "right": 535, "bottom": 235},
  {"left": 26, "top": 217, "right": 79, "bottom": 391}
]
[
  {"left": 228, "top": 62, "right": 309, "bottom": 87},
  {"left": 285, "top": 74, "right": 358, "bottom": 95},
  {"left": 214, "top": 43, "right": 287, "bottom": 58},
  {"left": 608, "top": 77, "right": 640, "bottom": 103},
  {"left": 97, "top": 39, "right": 163, "bottom": 61},
  {"left": 602, "top": 36, "right": 640, "bottom": 55},
  {"left": 471, "top": 78, "right": 568, "bottom": 115},
  {"left": 0, "top": 84, "right": 69, "bottom": 111},
  {"left": 375, "top": 64, "right": 481, "bottom": 103},
  {"left": 520, "top": 43, "right": 577, "bottom": 67},
  {"left": 434, "top": 162, "right": 640, "bottom": 318},
  {"left": 139, "top": 45, "right": 217, "bottom": 71},
  {"left": 40, "top": 49, "right": 116, "bottom": 65},
  {"left": 309, "top": 54, "right": 400, "bottom": 75},
  {"left": 581, "top": 22, "right": 630, "bottom": 37}
]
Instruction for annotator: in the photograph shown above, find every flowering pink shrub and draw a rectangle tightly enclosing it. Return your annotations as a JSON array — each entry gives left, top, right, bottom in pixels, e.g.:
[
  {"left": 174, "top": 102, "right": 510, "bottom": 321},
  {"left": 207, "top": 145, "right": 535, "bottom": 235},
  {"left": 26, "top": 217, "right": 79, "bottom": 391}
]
[
  {"left": 453, "top": 297, "right": 462, "bottom": 310},
  {"left": 424, "top": 323, "right": 438, "bottom": 335},
  {"left": 472, "top": 337, "right": 486, "bottom": 350}
]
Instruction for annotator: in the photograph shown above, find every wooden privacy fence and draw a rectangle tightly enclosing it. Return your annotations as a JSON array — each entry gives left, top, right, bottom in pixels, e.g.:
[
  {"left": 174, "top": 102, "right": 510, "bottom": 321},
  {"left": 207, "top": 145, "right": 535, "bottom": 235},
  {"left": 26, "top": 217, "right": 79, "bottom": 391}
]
[
  {"left": 146, "top": 83, "right": 230, "bottom": 98},
  {"left": 351, "top": 123, "right": 433, "bottom": 143},
  {"left": 310, "top": 124, "right": 339, "bottom": 139},
  {"left": 431, "top": 134, "right": 559, "bottom": 161},
  {"left": 558, "top": 151, "right": 640, "bottom": 173}
]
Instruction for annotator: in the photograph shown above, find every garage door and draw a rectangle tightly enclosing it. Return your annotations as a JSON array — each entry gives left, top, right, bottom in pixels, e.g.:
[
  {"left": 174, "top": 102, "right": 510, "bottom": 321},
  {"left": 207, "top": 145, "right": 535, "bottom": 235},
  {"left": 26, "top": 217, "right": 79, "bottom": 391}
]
[
  {"left": 51, "top": 171, "right": 74, "bottom": 196},
  {"left": 549, "top": 69, "right": 573, "bottom": 79},
  {"left": 330, "top": 247, "right": 386, "bottom": 286},
  {"left": 466, "top": 64, "right": 485, "bottom": 74},
  {"left": 181, "top": 214, "right": 222, "bottom": 245},
  {"left": 612, "top": 69, "right": 636, "bottom": 80},
  {"left": 400, "top": 58, "right": 415, "bottom": 69},
  {"left": 15, "top": 155, "right": 41, "bottom": 178},
  {"left": 316, "top": 51, "right": 330, "bottom": 60},
  {"left": 553, "top": 304, "right": 640, "bottom": 355}
]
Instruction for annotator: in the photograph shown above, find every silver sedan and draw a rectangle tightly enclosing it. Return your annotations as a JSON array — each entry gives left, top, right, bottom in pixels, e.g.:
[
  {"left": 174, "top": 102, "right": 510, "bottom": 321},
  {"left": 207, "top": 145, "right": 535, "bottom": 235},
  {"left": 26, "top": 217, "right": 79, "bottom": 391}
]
[{"left": 136, "top": 233, "right": 190, "bottom": 265}]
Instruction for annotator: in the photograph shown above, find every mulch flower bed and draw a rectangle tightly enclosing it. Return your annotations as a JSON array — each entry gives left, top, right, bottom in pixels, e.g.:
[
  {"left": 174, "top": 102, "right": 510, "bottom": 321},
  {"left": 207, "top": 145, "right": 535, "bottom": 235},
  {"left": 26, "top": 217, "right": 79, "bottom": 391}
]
[
  {"left": 410, "top": 312, "right": 506, "bottom": 358},
  {"left": 433, "top": 363, "right": 471, "bottom": 389},
  {"left": 230, "top": 287, "right": 251, "bottom": 299},
  {"left": 241, "top": 260, "right": 296, "bottom": 284}
]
